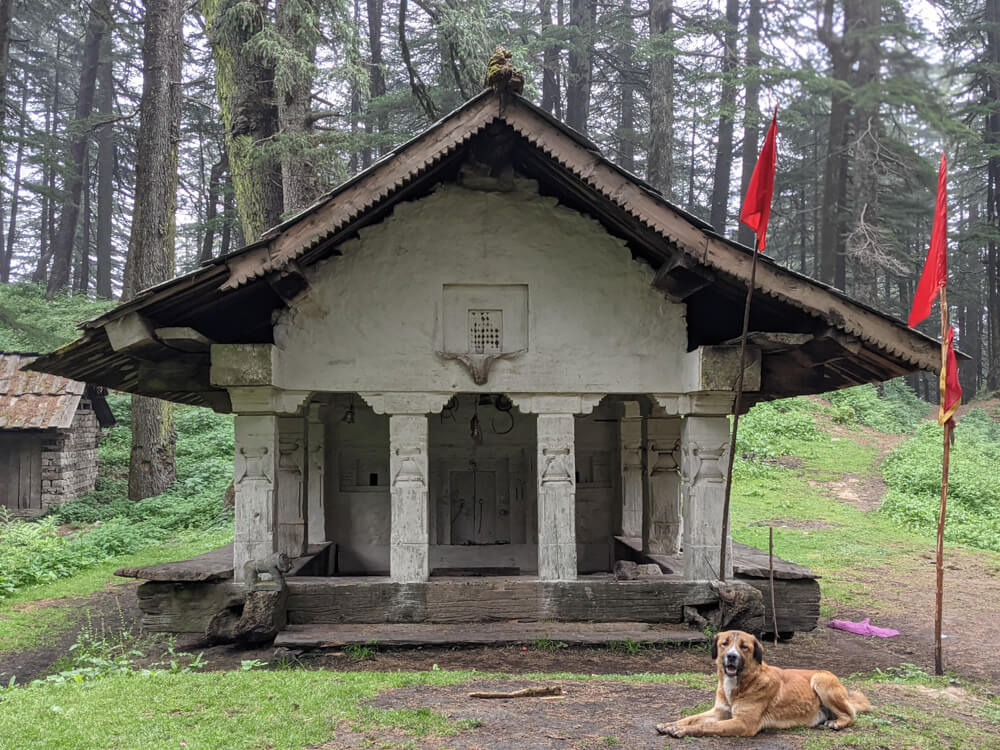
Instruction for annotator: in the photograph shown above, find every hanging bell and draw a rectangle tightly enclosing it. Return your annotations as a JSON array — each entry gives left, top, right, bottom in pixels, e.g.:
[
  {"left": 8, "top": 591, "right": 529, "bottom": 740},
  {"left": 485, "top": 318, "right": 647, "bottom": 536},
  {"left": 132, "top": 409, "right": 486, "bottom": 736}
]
[{"left": 470, "top": 413, "right": 483, "bottom": 444}]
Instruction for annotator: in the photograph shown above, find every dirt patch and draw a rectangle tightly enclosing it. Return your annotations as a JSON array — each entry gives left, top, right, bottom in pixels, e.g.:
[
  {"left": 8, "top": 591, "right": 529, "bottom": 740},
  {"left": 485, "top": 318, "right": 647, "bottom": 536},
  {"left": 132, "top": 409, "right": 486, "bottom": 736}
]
[
  {"left": 0, "top": 583, "right": 140, "bottom": 684},
  {"left": 810, "top": 472, "right": 890, "bottom": 512},
  {"left": 346, "top": 679, "right": 801, "bottom": 749}
]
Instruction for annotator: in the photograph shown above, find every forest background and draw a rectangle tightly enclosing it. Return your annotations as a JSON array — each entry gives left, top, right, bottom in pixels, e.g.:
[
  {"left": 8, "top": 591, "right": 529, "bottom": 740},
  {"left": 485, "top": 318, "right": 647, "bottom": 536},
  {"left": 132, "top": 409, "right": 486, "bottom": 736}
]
[{"left": 2, "top": 0, "right": 1000, "bottom": 493}]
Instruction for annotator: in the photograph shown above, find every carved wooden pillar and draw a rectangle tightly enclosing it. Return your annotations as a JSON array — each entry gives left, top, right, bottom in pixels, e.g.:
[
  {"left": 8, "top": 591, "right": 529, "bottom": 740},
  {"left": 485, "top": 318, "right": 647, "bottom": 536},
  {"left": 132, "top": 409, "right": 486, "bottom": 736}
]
[
  {"left": 537, "top": 413, "right": 577, "bottom": 581},
  {"left": 306, "top": 403, "right": 326, "bottom": 545},
  {"left": 680, "top": 415, "right": 733, "bottom": 580},
  {"left": 643, "top": 416, "right": 682, "bottom": 555},
  {"left": 277, "top": 416, "right": 308, "bottom": 558},
  {"left": 233, "top": 414, "right": 279, "bottom": 581},
  {"left": 389, "top": 414, "right": 429, "bottom": 583},
  {"left": 619, "top": 401, "right": 643, "bottom": 538}
]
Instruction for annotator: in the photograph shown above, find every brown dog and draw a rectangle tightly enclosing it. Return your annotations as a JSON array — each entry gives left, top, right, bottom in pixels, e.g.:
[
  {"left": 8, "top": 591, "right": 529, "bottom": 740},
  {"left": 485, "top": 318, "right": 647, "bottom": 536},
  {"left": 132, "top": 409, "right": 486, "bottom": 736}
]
[{"left": 656, "top": 630, "right": 871, "bottom": 738}]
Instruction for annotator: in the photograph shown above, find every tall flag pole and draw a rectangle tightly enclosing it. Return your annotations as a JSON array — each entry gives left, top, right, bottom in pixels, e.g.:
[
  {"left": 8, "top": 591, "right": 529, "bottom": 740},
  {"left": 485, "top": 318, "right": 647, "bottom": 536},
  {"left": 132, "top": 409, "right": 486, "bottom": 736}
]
[
  {"left": 908, "top": 153, "right": 962, "bottom": 675},
  {"left": 719, "top": 108, "right": 778, "bottom": 581}
]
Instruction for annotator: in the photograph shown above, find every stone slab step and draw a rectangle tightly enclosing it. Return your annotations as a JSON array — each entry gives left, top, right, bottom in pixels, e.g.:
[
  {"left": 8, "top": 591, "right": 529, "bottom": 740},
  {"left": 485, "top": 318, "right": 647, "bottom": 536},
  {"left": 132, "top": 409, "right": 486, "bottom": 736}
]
[{"left": 274, "top": 622, "right": 708, "bottom": 649}]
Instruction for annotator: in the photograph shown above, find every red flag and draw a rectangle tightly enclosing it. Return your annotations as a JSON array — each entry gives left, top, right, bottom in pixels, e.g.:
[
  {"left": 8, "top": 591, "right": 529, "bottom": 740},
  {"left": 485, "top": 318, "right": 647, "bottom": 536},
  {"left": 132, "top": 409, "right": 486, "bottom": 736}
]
[
  {"left": 939, "top": 325, "right": 962, "bottom": 426},
  {"left": 908, "top": 154, "right": 948, "bottom": 328},
  {"left": 740, "top": 108, "right": 778, "bottom": 251}
]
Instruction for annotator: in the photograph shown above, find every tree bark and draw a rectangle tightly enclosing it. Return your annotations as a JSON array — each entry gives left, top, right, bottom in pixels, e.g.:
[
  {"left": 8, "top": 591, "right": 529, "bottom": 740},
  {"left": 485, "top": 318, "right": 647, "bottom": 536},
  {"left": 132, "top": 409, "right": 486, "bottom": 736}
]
[
  {"left": 202, "top": 0, "right": 284, "bottom": 243},
  {"left": 987, "top": 0, "right": 1000, "bottom": 390},
  {"left": 46, "top": 0, "right": 108, "bottom": 297},
  {"left": 0, "top": 0, "right": 11, "bottom": 143},
  {"left": 737, "top": 0, "right": 762, "bottom": 248},
  {"left": 364, "top": 0, "right": 387, "bottom": 166},
  {"left": 34, "top": 52, "right": 61, "bottom": 285},
  {"left": 199, "top": 156, "right": 227, "bottom": 263},
  {"left": 648, "top": 0, "right": 674, "bottom": 197},
  {"left": 709, "top": 0, "right": 739, "bottom": 234},
  {"left": 121, "top": 0, "right": 185, "bottom": 501},
  {"left": 276, "top": 0, "right": 321, "bottom": 215},
  {"left": 817, "top": 0, "right": 857, "bottom": 290},
  {"left": 565, "top": 0, "right": 595, "bottom": 134},
  {"left": 399, "top": 0, "right": 437, "bottom": 120},
  {"left": 845, "top": 0, "right": 882, "bottom": 304},
  {"left": 96, "top": 26, "right": 115, "bottom": 298},
  {"left": 540, "top": 0, "right": 561, "bottom": 117},
  {"left": 74, "top": 153, "right": 91, "bottom": 293},
  {"left": 2, "top": 86, "right": 26, "bottom": 282},
  {"left": 616, "top": 0, "right": 636, "bottom": 173}
]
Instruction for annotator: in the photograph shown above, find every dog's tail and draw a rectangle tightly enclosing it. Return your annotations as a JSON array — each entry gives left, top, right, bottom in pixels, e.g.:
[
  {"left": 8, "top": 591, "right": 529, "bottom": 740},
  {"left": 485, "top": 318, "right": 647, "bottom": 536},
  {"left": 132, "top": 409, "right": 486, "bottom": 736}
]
[{"left": 848, "top": 690, "right": 871, "bottom": 714}]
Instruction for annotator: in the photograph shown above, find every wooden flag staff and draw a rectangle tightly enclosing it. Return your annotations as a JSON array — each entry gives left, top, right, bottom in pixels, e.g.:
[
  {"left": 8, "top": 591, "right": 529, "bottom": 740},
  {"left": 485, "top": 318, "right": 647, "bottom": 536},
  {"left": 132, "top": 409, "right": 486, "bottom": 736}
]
[
  {"left": 719, "top": 238, "right": 760, "bottom": 582},
  {"left": 934, "top": 285, "right": 952, "bottom": 676}
]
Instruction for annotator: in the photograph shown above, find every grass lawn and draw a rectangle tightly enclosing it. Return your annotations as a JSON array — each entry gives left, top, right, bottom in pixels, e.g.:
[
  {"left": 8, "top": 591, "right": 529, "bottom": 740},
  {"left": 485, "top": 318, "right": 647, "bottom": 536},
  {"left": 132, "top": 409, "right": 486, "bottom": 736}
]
[
  {"left": 728, "top": 422, "right": 986, "bottom": 614},
  {"left": 0, "top": 667, "right": 996, "bottom": 750},
  {"left": 0, "top": 530, "right": 232, "bottom": 655}
]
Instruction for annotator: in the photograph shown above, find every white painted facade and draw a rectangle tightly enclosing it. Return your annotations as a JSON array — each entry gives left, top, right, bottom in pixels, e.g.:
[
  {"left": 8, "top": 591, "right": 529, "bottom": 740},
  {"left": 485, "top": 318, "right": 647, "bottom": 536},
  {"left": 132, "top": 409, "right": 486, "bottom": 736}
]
[{"left": 218, "top": 177, "right": 745, "bottom": 584}]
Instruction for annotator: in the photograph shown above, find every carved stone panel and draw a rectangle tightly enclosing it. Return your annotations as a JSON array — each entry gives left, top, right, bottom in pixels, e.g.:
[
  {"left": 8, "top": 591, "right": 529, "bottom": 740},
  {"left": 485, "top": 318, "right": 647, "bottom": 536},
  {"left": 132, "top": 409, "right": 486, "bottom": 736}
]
[{"left": 233, "top": 415, "right": 279, "bottom": 582}]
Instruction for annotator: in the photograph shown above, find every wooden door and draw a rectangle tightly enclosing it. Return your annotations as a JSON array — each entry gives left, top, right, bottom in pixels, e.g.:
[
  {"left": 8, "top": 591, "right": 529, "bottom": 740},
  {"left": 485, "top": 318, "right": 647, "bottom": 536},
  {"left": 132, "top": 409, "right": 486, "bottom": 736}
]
[
  {"left": 0, "top": 434, "right": 43, "bottom": 512},
  {"left": 449, "top": 470, "right": 497, "bottom": 544}
]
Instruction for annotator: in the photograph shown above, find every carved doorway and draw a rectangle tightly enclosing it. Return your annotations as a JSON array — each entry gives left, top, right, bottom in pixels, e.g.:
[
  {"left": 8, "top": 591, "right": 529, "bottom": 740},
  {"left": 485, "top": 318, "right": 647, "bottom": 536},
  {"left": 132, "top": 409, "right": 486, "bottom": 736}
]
[{"left": 449, "top": 468, "right": 497, "bottom": 544}]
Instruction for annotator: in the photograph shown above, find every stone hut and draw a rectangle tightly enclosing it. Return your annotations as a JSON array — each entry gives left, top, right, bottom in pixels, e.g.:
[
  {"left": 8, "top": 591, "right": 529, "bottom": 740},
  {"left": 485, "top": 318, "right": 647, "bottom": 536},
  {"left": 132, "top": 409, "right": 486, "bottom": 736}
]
[
  {"left": 0, "top": 353, "right": 115, "bottom": 516},
  {"left": 29, "top": 90, "right": 947, "bottom": 641}
]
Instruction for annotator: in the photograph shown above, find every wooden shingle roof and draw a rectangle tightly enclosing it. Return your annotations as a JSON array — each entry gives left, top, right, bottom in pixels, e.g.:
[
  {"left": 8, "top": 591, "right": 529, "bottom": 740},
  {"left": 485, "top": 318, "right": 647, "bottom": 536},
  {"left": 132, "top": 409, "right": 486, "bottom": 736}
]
[{"left": 28, "top": 89, "right": 949, "bottom": 408}]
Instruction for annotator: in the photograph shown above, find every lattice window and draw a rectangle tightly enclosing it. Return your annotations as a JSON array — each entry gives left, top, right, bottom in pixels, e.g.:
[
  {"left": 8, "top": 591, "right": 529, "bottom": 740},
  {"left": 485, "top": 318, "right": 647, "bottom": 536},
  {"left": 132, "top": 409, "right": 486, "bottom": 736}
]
[{"left": 468, "top": 309, "right": 502, "bottom": 354}]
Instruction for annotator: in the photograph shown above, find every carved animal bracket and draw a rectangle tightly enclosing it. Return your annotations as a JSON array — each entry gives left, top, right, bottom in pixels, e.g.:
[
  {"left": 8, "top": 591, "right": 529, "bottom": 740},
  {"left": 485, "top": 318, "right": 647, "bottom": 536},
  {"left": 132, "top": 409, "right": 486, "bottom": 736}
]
[{"left": 435, "top": 349, "right": 525, "bottom": 385}]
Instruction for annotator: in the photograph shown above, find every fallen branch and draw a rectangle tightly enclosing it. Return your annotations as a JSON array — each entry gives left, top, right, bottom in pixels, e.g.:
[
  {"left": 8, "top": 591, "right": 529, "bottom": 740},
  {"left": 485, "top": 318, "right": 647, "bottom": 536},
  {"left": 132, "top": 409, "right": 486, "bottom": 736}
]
[{"left": 468, "top": 686, "right": 563, "bottom": 699}]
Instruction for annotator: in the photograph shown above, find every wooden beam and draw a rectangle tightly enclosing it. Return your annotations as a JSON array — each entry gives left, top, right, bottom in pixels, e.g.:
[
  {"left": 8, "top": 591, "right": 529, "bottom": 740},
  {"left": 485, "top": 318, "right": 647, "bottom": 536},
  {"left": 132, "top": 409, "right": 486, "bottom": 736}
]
[
  {"left": 154, "top": 326, "right": 215, "bottom": 353},
  {"left": 652, "top": 253, "right": 715, "bottom": 302}
]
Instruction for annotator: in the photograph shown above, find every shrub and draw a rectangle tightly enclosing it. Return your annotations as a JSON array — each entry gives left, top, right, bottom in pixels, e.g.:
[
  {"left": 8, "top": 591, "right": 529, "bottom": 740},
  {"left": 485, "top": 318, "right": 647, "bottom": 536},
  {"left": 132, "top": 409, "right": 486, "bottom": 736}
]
[
  {"left": 824, "top": 380, "right": 928, "bottom": 434},
  {"left": 880, "top": 409, "right": 1000, "bottom": 551},
  {"left": 736, "top": 397, "right": 821, "bottom": 459},
  {"left": 0, "top": 395, "right": 234, "bottom": 599}
]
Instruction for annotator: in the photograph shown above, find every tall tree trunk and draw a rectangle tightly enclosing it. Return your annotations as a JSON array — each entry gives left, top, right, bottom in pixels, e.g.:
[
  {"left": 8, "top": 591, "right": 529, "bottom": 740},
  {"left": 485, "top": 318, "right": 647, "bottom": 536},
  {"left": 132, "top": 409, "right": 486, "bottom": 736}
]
[
  {"left": 648, "top": 0, "right": 674, "bottom": 197},
  {"left": 737, "top": 0, "right": 762, "bottom": 248},
  {"left": 364, "top": 0, "right": 387, "bottom": 166},
  {"left": 34, "top": 52, "right": 61, "bottom": 284},
  {"left": 616, "top": 0, "right": 636, "bottom": 173},
  {"left": 46, "top": 1, "right": 108, "bottom": 297},
  {"left": 199, "top": 156, "right": 226, "bottom": 263},
  {"left": 95, "top": 26, "right": 114, "bottom": 299},
  {"left": 565, "top": 0, "right": 595, "bottom": 133},
  {"left": 221, "top": 165, "right": 235, "bottom": 256},
  {"left": 202, "top": 0, "right": 284, "bottom": 243},
  {"left": 2, "top": 86, "right": 26, "bottom": 282},
  {"left": 399, "top": 0, "right": 437, "bottom": 120},
  {"left": 0, "top": 0, "right": 11, "bottom": 145},
  {"left": 845, "top": 0, "right": 882, "bottom": 304},
  {"left": 121, "top": 0, "right": 184, "bottom": 501},
  {"left": 276, "top": 0, "right": 320, "bottom": 215},
  {"left": 540, "top": 0, "right": 561, "bottom": 117},
  {"left": 75, "top": 155, "right": 91, "bottom": 293},
  {"left": 817, "top": 0, "right": 857, "bottom": 290},
  {"left": 709, "top": 0, "right": 739, "bottom": 234},
  {"left": 987, "top": 0, "right": 1000, "bottom": 390}
]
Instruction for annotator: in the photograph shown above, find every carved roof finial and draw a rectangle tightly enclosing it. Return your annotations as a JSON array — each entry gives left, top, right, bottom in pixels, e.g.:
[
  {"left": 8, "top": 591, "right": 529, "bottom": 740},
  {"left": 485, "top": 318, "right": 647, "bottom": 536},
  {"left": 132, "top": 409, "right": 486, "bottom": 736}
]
[{"left": 484, "top": 45, "right": 524, "bottom": 96}]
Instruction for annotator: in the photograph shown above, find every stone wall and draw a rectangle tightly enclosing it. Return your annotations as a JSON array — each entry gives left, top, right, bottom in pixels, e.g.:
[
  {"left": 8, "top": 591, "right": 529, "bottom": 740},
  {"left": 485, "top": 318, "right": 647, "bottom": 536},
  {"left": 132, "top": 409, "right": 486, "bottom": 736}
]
[{"left": 40, "top": 400, "right": 102, "bottom": 509}]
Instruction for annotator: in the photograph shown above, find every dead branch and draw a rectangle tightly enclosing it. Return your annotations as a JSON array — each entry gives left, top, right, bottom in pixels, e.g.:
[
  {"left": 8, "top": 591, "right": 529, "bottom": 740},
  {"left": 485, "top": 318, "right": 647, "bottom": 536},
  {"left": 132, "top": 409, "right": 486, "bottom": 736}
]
[{"left": 468, "top": 686, "right": 564, "bottom": 699}]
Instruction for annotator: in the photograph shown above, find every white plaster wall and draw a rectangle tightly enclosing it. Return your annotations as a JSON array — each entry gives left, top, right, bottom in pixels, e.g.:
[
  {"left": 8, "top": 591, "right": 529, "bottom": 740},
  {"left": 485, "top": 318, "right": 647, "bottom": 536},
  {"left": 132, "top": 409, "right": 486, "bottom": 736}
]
[
  {"left": 273, "top": 180, "right": 690, "bottom": 394},
  {"left": 327, "top": 397, "right": 391, "bottom": 574}
]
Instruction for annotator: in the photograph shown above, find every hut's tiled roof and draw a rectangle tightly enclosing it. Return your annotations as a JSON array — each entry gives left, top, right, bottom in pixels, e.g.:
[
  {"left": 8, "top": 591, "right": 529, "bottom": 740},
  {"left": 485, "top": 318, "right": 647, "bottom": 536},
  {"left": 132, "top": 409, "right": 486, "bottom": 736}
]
[{"left": 0, "top": 353, "right": 87, "bottom": 429}]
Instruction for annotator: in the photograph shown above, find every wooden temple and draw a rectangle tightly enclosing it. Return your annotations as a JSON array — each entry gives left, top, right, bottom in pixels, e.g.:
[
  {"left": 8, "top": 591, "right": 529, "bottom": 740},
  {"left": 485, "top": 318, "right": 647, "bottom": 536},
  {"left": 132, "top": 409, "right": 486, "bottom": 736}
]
[{"left": 31, "top": 89, "right": 943, "bottom": 644}]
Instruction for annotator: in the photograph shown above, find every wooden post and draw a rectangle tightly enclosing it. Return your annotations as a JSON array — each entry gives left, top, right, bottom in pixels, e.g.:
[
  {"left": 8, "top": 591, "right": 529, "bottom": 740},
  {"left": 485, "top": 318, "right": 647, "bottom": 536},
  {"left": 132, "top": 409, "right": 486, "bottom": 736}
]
[
  {"left": 233, "top": 414, "right": 279, "bottom": 581},
  {"left": 935, "top": 286, "right": 952, "bottom": 676},
  {"left": 769, "top": 525, "right": 778, "bottom": 645},
  {"left": 720, "top": 239, "right": 761, "bottom": 581}
]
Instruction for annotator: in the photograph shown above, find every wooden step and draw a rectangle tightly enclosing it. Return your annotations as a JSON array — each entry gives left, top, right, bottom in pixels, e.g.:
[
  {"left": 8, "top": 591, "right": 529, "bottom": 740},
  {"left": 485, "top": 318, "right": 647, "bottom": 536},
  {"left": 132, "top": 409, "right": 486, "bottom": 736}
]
[{"left": 274, "top": 621, "right": 708, "bottom": 649}]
